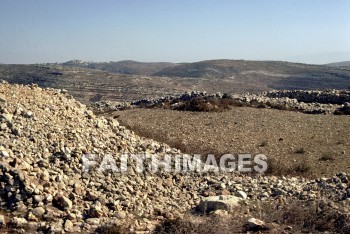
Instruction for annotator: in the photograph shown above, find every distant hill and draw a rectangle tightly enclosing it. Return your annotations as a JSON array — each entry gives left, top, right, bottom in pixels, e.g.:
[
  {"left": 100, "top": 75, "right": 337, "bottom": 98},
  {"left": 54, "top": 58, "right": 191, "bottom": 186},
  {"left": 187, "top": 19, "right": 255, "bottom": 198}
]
[
  {"left": 325, "top": 61, "right": 350, "bottom": 67},
  {"left": 152, "top": 59, "right": 324, "bottom": 78},
  {"left": 1, "top": 59, "right": 350, "bottom": 103},
  {"left": 62, "top": 60, "right": 178, "bottom": 76},
  {"left": 60, "top": 59, "right": 350, "bottom": 90}
]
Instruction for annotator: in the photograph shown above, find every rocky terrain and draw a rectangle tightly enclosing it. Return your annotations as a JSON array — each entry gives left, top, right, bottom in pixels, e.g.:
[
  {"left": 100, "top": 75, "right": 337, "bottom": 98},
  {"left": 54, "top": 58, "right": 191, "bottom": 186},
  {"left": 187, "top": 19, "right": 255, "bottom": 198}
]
[
  {"left": 1, "top": 82, "right": 350, "bottom": 233},
  {"left": 92, "top": 89, "right": 350, "bottom": 115}
]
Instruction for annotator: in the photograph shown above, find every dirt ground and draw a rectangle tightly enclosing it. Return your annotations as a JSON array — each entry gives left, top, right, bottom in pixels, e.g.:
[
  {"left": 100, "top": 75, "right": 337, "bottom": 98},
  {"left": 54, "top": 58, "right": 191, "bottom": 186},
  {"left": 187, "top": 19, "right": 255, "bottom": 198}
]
[{"left": 105, "top": 107, "right": 350, "bottom": 177}]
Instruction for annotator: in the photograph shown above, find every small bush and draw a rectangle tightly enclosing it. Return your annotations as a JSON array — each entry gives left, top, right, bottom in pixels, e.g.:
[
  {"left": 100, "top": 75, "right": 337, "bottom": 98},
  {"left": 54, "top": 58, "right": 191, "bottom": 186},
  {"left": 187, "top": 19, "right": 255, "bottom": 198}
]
[
  {"left": 154, "top": 199, "right": 350, "bottom": 233},
  {"left": 176, "top": 97, "right": 219, "bottom": 112},
  {"left": 96, "top": 224, "right": 128, "bottom": 234},
  {"left": 293, "top": 162, "right": 311, "bottom": 174},
  {"left": 258, "top": 140, "right": 268, "bottom": 147},
  {"left": 267, "top": 102, "right": 288, "bottom": 110},
  {"left": 265, "top": 158, "right": 312, "bottom": 176},
  {"left": 250, "top": 100, "right": 266, "bottom": 108},
  {"left": 319, "top": 153, "right": 335, "bottom": 161},
  {"left": 146, "top": 97, "right": 250, "bottom": 112},
  {"left": 295, "top": 148, "right": 306, "bottom": 154},
  {"left": 265, "top": 158, "right": 291, "bottom": 175}
]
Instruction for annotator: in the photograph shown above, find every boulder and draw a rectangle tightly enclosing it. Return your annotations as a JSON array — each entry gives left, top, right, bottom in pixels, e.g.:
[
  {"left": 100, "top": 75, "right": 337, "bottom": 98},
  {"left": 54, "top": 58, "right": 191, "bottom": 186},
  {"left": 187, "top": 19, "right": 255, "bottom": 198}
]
[
  {"left": 11, "top": 217, "right": 28, "bottom": 228},
  {"left": 243, "top": 218, "right": 270, "bottom": 232},
  {"left": 53, "top": 195, "right": 72, "bottom": 211},
  {"left": 197, "top": 195, "right": 242, "bottom": 213}
]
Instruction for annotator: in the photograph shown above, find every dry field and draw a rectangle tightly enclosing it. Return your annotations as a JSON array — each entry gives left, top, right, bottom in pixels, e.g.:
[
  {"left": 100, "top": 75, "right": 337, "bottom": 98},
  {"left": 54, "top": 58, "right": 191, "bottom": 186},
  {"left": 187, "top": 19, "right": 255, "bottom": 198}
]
[{"left": 106, "top": 107, "right": 350, "bottom": 177}]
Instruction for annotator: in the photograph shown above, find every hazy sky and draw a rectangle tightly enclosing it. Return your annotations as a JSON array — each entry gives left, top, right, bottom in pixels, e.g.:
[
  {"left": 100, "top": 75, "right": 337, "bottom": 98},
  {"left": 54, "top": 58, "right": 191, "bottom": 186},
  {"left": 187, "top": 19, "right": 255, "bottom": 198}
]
[{"left": 0, "top": 0, "right": 349, "bottom": 64}]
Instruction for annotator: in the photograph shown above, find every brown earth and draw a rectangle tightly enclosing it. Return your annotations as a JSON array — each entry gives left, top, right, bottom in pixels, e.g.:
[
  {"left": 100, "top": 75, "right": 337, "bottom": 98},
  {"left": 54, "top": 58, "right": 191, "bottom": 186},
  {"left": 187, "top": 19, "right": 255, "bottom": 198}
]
[{"left": 106, "top": 107, "right": 350, "bottom": 178}]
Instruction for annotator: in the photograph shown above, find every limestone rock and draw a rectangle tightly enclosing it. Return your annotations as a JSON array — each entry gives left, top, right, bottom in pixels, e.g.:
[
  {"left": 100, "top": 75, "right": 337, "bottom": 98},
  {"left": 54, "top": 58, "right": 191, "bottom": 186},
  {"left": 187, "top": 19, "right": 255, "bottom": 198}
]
[
  {"left": 235, "top": 191, "right": 247, "bottom": 200},
  {"left": 0, "top": 214, "right": 5, "bottom": 227},
  {"left": 32, "top": 207, "right": 46, "bottom": 217},
  {"left": 243, "top": 218, "right": 270, "bottom": 232},
  {"left": 0, "top": 113, "right": 13, "bottom": 122},
  {"left": 53, "top": 195, "right": 73, "bottom": 210},
  {"left": 64, "top": 219, "right": 74, "bottom": 231},
  {"left": 11, "top": 217, "right": 28, "bottom": 228},
  {"left": 198, "top": 195, "right": 242, "bottom": 213}
]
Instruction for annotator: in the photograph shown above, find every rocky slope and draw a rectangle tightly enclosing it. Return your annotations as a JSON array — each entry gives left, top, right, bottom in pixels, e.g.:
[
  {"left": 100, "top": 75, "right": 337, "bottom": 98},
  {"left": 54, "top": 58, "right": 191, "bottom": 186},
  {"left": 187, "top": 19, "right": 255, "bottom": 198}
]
[{"left": 1, "top": 81, "right": 350, "bottom": 233}]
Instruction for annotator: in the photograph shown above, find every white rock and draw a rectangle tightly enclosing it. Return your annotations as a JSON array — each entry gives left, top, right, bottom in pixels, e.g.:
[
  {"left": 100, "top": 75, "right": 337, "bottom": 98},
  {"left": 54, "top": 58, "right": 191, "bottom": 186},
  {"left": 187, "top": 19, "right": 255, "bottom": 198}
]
[
  {"left": 244, "top": 218, "right": 268, "bottom": 231},
  {"left": 50, "top": 220, "right": 64, "bottom": 232},
  {"left": 0, "top": 150, "right": 9, "bottom": 158},
  {"left": 23, "top": 111, "right": 34, "bottom": 118},
  {"left": 0, "top": 214, "right": 5, "bottom": 227},
  {"left": 0, "top": 113, "right": 13, "bottom": 122},
  {"left": 115, "top": 211, "right": 127, "bottom": 219},
  {"left": 11, "top": 217, "right": 28, "bottom": 228},
  {"left": 32, "top": 207, "right": 46, "bottom": 217},
  {"left": 235, "top": 191, "right": 247, "bottom": 200},
  {"left": 212, "top": 210, "right": 228, "bottom": 216},
  {"left": 46, "top": 194, "right": 53, "bottom": 202},
  {"left": 86, "top": 218, "right": 100, "bottom": 225},
  {"left": 198, "top": 195, "right": 242, "bottom": 213},
  {"left": 64, "top": 219, "right": 73, "bottom": 231}
]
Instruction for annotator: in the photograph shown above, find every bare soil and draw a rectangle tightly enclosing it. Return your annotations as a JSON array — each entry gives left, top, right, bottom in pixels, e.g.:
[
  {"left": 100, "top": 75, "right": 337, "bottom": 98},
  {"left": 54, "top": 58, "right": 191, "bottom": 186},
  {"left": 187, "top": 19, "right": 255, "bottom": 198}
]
[{"left": 106, "top": 107, "right": 350, "bottom": 177}]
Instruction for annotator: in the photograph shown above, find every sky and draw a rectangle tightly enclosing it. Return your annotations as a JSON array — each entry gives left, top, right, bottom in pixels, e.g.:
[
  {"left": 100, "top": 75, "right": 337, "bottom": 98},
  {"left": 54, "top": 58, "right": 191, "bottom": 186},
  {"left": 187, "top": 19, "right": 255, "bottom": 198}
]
[{"left": 0, "top": 0, "right": 349, "bottom": 64}]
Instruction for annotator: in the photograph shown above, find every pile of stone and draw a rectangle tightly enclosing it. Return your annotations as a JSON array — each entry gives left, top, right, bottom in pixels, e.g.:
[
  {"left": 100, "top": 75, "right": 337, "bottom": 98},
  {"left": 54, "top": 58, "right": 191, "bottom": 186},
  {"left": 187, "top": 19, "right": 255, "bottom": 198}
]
[
  {"left": 234, "top": 89, "right": 350, "bottom": 114},
  {"left": 90, "top": 100, "right": 132, "bottom": 113},
  {"left": 1, "top": 82, "right": 350, "bottom": 233},
  {"left": 131, "top": 91, "right": 222, "bottom": 106},
  {"left": 265, "top": 89, "right": 350, "bottom": 104},
  {"left": 123, "top": 89, "right": 350, "bottom": 115}
]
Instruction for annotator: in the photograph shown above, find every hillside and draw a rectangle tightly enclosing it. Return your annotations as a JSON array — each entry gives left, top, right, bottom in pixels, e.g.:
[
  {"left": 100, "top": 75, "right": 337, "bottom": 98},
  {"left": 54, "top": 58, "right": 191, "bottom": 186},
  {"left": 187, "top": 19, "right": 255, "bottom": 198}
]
[
  {"left": 1, "top": 60, "right": 350, "bottom": 105},
  {"left": 61, "top": 59, "right": 350, "bottom": 90},
  {"left": 0, "top": 64, "right": 193, "bottom": 103},
  {"left": 152, "top": 59, "right": 350, "bottom": 90},
  {"left": 326, "top": 61, "right": 350, "bottom": 68},
  {"left": 62, "top": 60, "right": 178, "bottom": 76}
]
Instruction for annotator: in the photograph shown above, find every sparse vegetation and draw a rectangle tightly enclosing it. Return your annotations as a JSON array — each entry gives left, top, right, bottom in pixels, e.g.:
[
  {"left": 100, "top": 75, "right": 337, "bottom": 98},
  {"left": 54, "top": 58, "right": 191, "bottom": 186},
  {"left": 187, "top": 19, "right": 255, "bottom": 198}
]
[
  {"left": 293, "top": 161, "right": 312, "bottom": 174},
  {"left": 265, "top": 157, "right": 291, "bottom": 175},
  {"left": 265, "top": 158, "right": 312, "bottom": 176},
  {"left": 97, "top": 223, "right": 129, "bottom": 234},
  {"left": 295, "top": 147, "right": 306, "bottom": 154},
  {"left": 258, "top": 140, "right": 268, "bottom": 147},
  {"left": 266, "top": 102, "right": 293, "bottom": 111},
  {"left": 319, "top": 153, "right": 336, "bottom": 161},
  {"left": 145, "top": 96, "right": 249, "bottom": 112},
  {"left": 153, "top": 199, "right": 350, "bottom": 233}
]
